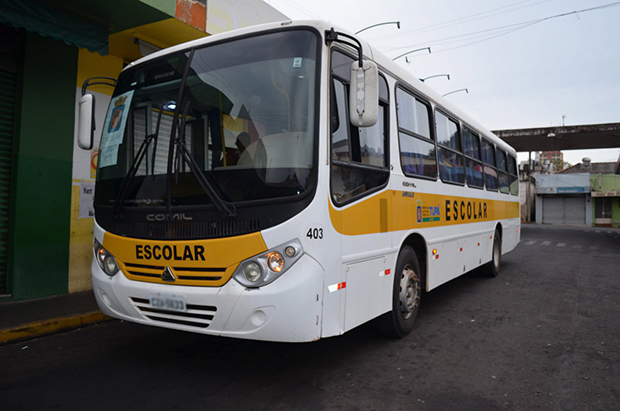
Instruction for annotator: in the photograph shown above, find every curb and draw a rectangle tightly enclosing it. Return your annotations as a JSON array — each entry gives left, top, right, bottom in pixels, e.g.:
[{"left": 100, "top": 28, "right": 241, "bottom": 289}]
[{"left": 0, "top": 311, "right": 113, "bottom": 345}]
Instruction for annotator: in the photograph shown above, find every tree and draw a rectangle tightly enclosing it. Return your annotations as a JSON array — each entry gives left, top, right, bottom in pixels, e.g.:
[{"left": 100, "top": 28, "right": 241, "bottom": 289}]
[{"left": 552, "top": 159, "right": 571, "bottom": 172}]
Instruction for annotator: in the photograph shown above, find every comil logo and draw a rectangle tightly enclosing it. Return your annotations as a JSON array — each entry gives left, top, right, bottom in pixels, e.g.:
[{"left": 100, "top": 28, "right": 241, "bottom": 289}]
[{"left": 146, "top": 213, "right": 193, "bottom": 221}]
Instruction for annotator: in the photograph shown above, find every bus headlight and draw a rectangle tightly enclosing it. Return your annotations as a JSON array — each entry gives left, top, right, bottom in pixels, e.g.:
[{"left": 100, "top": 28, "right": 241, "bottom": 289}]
[
  {"left": 94, "top": 240, "right": 119, "bottom": 277},
  {"left": 244, "top": 262, "right": 262, "bottom": 282},
  {"left": 233, "top": 240, "right": 303, "bottom": 288}
]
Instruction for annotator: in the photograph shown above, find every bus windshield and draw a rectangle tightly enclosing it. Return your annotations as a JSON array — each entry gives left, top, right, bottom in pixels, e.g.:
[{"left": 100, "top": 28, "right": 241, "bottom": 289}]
[{"left": 94, "top": 30, "right": 318, "bottom": 212}]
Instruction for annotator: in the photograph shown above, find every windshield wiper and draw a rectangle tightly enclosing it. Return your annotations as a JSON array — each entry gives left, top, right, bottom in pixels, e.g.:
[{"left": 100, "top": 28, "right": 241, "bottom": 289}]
[
  {"left": 164, "top": 48, "right": 236, "bottom": 219},
  {"left": 175, "top": 102, "right": 237, "bottom": 218},
  {"left": 150, "top": 100, "right": 165, "bottom": 177},
  {"left": 112, "top": 103, "right": 165, "bottom": 217}
]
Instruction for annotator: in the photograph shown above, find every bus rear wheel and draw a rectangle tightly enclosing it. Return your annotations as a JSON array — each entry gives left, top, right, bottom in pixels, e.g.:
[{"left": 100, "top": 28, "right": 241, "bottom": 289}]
[
  {"left": 483, "top": 229, "right": 502, "bottom": 277},
  {"left": 377, "top": 246, "right": 421, "bottom": 338}
]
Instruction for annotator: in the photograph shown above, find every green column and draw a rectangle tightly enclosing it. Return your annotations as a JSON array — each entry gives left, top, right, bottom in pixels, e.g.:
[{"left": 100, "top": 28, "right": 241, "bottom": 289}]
[
  {"left": 612, "top": 198, "right": 620, "bottom": 228},
  {"left": 9, "top": 33, "right": 77, "bottom": 301}
]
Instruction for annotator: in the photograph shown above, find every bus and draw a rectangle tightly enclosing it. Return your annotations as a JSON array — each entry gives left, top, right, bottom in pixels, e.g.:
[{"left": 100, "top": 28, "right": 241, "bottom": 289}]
[{"left": 77, "top": 20, "right": 520, "bottom": 343}]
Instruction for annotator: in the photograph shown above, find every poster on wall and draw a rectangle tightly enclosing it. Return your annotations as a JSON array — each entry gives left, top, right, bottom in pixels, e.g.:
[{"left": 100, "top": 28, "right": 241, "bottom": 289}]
[
  {"left": 99, "top": 90, "right": 134, "bottom": 168},
  {"left": 90, "top": 149, "right": 98, "bottom": 179},
  {"left": 79, "top": 181, "right": 95, "bottom": 219}
]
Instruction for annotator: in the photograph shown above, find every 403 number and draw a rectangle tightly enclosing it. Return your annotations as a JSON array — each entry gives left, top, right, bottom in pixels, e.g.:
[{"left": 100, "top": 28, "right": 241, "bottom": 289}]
[{"left": 306, "top": 228, "right": 323, "bottom": 240}]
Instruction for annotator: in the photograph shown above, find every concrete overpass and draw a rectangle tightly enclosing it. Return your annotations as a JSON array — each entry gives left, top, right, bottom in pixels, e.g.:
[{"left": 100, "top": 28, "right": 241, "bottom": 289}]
[{"left": 492, "top": 122, "right": 620, "bottom": 152}]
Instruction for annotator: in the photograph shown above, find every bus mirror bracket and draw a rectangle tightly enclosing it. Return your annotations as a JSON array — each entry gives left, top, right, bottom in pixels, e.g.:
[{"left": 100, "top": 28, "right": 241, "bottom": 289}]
[{"left": 325, "top": 28, "right": 378, "bottom": 127}]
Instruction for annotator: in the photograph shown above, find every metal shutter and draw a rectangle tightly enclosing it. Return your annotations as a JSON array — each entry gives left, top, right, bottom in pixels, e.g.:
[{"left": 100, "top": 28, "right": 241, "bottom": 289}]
[
  {"left": 564, "top": 196, "right": 586, "bottom": 225},
  {"left": 543, "top": 195, "right": 586, "bottom": 225},
  {"left": 542, "top": 196, "right": 564, "bottom": 224},
  {"left": 0, "top": 69, "right": 16, "bottom": 294}
]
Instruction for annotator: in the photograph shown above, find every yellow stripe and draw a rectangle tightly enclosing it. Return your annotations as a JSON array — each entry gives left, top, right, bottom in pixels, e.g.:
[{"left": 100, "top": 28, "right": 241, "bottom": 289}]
[
  {"left": 103, "top": 231, "right": 267, "bottom": 287},
  {"left": 329, "top": 190, "right": 519, "bottom": 236},
  {"left": 0, "top": 312, "right": 111, "bottom": 345}
]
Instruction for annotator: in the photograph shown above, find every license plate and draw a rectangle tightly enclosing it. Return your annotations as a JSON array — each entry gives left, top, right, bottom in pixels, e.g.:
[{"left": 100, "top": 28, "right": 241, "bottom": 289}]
[{"left": 149, "top": 293, "right": 187, "bottom": 312}]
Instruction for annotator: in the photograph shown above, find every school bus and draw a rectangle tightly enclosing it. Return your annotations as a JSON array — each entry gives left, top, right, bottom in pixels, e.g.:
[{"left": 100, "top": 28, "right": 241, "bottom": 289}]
[{"left": 77, "top": 20, "right": 520, "bottom": 342}]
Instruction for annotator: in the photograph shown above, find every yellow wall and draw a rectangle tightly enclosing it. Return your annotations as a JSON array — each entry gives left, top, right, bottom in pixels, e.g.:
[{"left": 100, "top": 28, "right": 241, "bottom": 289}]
[
  {"left": 68, "top": 183, "right": 95, "bottom": 292},
  {"left": 69, "top": 49, "right": 123, "bottom": 293},
  {"left": 76, "top": 48, "right": 123, "bottom": 97}
]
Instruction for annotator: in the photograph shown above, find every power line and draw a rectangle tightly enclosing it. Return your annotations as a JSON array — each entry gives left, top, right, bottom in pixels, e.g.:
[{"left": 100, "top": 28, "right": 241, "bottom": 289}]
[
  {"left": 369, "top": 0, "right": 554, "bottom": 42},
  {"left": 434, "top": 21, "right": 540, "bottom": 54},
  {"left": 382, "top": 1, "right": 620, "bottom": 55},
  {"left": 383, "top": 20, "right": 537, "bottom": 52},
  {"left": 277, "top": 0, "right": 324, "bottom": 20}
]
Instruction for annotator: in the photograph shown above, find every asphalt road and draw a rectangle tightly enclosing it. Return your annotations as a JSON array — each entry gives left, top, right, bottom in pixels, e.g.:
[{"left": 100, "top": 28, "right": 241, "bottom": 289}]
[{"left": 1, "top": 225, "right": 619, "bottom": 411}]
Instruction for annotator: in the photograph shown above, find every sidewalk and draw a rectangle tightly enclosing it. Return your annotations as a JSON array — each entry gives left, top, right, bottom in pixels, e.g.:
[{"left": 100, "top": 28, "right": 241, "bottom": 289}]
[{"left": 0, "top": 291, "right": 113, "bottom": 345}]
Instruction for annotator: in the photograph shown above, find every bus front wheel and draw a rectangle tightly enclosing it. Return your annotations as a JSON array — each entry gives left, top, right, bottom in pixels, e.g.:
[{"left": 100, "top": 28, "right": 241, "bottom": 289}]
[{"left": 377, "top": 246, "right": 421, "bottom": 338}]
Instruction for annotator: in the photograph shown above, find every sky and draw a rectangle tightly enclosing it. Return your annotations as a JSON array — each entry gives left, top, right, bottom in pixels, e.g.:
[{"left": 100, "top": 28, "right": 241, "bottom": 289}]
[{"left": 265, "top": 0, "right": 620, "bottom": 165}]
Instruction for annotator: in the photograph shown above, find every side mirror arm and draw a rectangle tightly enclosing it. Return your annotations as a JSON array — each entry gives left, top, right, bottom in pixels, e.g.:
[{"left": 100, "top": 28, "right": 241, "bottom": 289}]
[{"left": 325, "top": 28, "right": 364, "bottom": 69}]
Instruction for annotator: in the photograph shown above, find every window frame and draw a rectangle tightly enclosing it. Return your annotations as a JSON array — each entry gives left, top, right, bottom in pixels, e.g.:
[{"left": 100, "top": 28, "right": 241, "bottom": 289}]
[
  {"left": 507, "top": 153, "right": 519, "bottom": 196},
  {"left": 395, "top": 83, "right": 437, "bottom": 181},
  {"left": 481, "top": 137, "right": 499, "bottom": 192},
  {"left": 329, "top": 47, "right": 391, "bottom": 206},
  {"left": 495, "top": 147, "right": 510, "bottom": 195},
  {"left": 435, "top": 108, "right": 464, "bottom": 186},
  {"left": 461, "top": 125, "right": 484, "bottom": 190}
]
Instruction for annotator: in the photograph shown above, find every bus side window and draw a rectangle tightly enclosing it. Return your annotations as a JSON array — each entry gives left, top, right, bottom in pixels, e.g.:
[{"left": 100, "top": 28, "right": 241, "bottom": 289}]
[
  {"left": 481, "top": 139, "right": 498, "bottom": 191},
  {"left": 463, "top": 127, "right": 483, "bottom": 188},
  {"left": 507, "top": 154, "right": 519, "bottom": 195},
  {"left": 496, "top": 147, "right": 510, "bottom": 194},
  {"left": 330, "top": 50, "right": 389, "bottom": 205},
  {"left": 396, "top": 88, "right": 436, "bottom": 179},
  {"left": 436, "top": 110, "right": 464, "bottom": 184}
]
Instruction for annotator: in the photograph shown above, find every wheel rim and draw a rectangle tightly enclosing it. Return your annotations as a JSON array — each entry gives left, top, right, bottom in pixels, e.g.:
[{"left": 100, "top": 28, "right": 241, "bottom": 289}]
[{"left": 399, "top": 264, "right": 420, "bottom": 320}]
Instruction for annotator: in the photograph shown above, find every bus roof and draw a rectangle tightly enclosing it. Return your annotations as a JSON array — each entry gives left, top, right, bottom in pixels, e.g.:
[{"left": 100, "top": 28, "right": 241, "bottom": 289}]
[{"left": 125, "top": 19, "right": 515, "bottom": 155}]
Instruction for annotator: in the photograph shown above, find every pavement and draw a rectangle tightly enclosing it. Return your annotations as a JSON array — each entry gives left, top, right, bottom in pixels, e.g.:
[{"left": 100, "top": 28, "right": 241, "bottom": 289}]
[
  {"left": 0, "top": 223, "right": 617, "bottom": 346},
  {"left": 0, "top": 291, "right": 112, "bottom": 345}
]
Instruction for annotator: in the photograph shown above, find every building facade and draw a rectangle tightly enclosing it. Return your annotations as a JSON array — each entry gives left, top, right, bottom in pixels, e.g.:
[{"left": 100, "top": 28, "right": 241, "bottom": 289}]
[
  {"left": 540, "top": 150, "right": 563, "bottom": 163},
  {"left": 590, "top": 173, "right": 620, "bottom": 228},
  {"left": 0, "top": 0, "right": 286, "bottom": 301},
  {"left": 535, "top": 174, "right": 592, "bottom": 226},
  {"left": 534, "top": 160, "right": 620, "bottom": 228}
]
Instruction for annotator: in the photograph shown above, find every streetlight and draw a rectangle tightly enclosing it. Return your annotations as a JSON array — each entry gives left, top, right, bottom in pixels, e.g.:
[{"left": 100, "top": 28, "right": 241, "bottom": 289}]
[
  {"left": 442, "top": 88, "right": 469, "bottom": 97},
  {"left": 420, "top": 74, "right": 450, "bottom": 82},
  {"left": 355, "top": 21, "right": 400, "bottom": 35},
  {"left": 392, "top": 47, "right": 431, "bottom": 61}
]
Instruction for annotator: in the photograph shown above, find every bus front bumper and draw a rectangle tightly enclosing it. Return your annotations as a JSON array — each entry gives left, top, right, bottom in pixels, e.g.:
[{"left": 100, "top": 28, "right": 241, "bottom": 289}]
[{"left": 92, "top": 254, "right": 324, "bottom": 342}]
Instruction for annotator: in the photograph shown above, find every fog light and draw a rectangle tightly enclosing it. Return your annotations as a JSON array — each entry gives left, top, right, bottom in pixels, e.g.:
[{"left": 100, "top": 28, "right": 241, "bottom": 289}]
[
  {"left": 268, "top": 252, "right": 284, "bottom": 272},
  {"left": 244, "top": 262, "right": 262, "bottom": 282}
]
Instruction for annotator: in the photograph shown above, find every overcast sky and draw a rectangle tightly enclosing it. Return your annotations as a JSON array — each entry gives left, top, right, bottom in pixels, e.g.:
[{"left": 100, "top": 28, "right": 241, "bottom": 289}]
[{"left": 266, "top": 0, "right": 620, "bottom": 165}]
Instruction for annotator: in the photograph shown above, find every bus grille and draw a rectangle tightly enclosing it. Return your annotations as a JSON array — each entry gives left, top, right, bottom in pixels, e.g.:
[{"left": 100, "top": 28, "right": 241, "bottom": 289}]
[
  {"left": 120, "top": 262, "right": 229, "bottom": 286},
  {"left": 107, "top": 220, "right": 260, "bottom": 240},
  {"left": 130, "top": 297, "right": 217, "bottom": 329}
]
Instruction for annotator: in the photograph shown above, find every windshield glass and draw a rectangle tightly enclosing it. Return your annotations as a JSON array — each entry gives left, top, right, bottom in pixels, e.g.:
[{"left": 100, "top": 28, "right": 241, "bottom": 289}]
[{"left": 95, "top": 30, "right": 318, "bottom": 210}]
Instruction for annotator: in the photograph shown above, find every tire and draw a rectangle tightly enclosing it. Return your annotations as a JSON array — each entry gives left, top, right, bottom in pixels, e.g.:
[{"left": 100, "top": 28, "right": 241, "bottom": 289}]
[
  {"left": 483, "top": 229, "right": 502, "bottom": 277},
  {"left": 377, "top": 246, "right": 422, "bottom": 338}
]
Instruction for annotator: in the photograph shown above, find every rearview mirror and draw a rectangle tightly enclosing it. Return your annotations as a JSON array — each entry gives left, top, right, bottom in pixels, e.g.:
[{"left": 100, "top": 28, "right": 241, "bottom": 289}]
[
  {"left": 77, "top": 94, "right": 95, "bottom": 150},
  {"left": 349, "top": 60, "right": 378, "bottom": 127}
]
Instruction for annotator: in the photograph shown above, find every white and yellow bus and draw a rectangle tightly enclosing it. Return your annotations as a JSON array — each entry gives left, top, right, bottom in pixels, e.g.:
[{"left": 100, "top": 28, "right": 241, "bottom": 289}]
[{"left": 77, "top": 20, "right": 520, "bottom": 342}]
